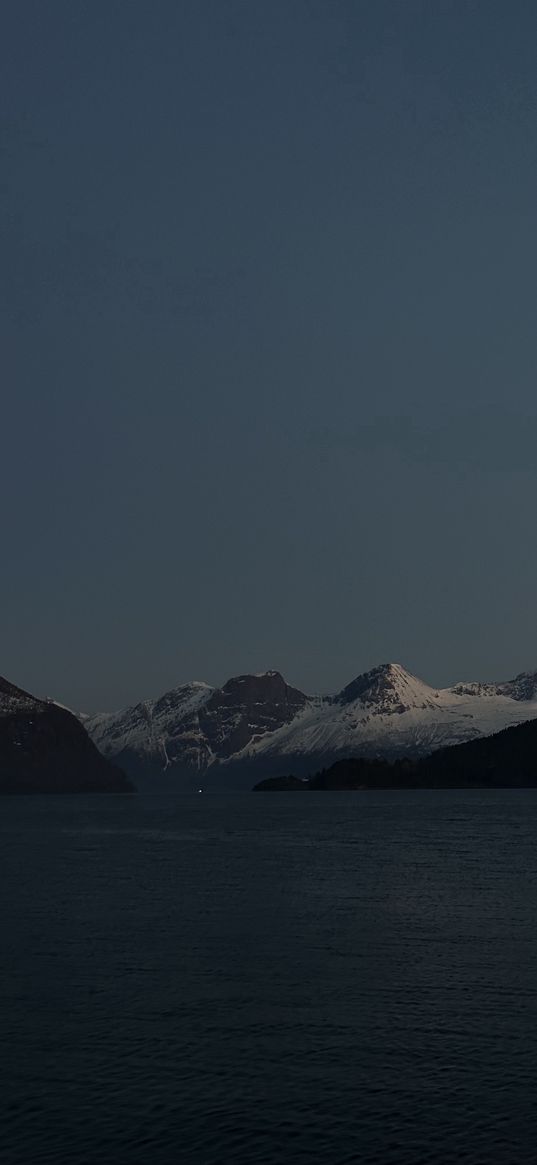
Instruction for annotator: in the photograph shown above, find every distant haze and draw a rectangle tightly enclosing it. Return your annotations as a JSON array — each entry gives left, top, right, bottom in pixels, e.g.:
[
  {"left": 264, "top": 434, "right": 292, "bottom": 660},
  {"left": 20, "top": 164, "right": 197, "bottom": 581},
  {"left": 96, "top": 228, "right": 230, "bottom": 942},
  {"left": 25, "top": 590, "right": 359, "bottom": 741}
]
[{"left": 3, "top": 1, "right": 537, "bottom": 711}]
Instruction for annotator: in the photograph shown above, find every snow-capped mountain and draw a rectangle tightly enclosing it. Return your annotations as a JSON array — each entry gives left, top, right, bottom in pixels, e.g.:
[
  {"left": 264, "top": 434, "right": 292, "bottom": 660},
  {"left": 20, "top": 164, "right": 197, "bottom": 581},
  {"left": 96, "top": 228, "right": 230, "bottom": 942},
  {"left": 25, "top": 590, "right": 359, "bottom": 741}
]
[
  {"left": 86, "top": 671, "right": 308, "bottom": 787},
  {"left": 84, "top": 662, "right": 537, "bottom": 791}
]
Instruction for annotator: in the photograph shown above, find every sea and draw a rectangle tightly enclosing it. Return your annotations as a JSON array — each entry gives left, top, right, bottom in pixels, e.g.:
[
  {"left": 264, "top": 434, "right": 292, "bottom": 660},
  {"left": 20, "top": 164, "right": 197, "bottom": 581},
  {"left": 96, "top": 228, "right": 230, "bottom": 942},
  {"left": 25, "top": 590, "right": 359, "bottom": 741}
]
[{"left": 3, "top": 790, "right": 537, "bottom": 1164}]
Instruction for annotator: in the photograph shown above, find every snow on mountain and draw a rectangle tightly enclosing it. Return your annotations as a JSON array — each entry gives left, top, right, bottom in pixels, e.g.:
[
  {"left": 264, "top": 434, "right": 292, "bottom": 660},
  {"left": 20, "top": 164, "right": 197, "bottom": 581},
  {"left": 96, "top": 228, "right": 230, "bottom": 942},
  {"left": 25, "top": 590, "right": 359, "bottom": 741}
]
[
  {"left": 88, "top": 681, "right": 214, "bottom": 774},
  {"left": 497, "top": 671, "right": 537, "bottom": 702},
  {"left": 245, "top": 663, "right": 537, "bottom": 765},
  {"left": 86, "top": 671, "right": 309, "bottom": 782},
  {"left": 0, "top": 675, "right": 40, "bottom": 717},
  {"left": 83, "top": 661, "right": 537, "bottom": 790}
]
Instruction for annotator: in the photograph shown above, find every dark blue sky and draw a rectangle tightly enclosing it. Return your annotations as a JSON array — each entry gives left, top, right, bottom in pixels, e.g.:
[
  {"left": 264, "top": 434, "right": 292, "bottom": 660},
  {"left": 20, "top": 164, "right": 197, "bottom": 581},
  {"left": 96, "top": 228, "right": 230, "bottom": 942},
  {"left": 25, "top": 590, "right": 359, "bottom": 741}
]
[{"left": 3, "top": 0, "right": 537, "bottom": 710}]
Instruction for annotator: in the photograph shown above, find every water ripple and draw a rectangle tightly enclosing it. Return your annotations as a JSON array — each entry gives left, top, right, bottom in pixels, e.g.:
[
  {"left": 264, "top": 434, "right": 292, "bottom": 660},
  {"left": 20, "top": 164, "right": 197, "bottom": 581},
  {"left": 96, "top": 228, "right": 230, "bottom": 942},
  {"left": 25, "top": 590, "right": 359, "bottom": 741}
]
[{"left": 3, "top": 790, "right": 537, "bottom": 1163}]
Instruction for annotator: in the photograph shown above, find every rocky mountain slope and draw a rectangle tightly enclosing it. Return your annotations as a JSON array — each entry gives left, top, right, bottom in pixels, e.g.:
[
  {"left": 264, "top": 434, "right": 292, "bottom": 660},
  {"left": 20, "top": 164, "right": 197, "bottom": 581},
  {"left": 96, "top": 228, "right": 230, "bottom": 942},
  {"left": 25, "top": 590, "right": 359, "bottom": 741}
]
[
  {"left": 84, "top": 662, "right": 537, "bottom": 791},
  {"left": 0, "top": 676, "right": 132, "bottom": 794}
]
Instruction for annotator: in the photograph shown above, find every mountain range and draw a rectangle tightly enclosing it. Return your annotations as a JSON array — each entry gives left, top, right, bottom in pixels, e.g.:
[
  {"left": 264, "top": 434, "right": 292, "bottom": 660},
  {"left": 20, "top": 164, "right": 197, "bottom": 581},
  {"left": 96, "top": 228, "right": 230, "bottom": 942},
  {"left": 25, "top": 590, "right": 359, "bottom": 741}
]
[{"left": 84, "top": 662, "right": 537, "bottom": 791}]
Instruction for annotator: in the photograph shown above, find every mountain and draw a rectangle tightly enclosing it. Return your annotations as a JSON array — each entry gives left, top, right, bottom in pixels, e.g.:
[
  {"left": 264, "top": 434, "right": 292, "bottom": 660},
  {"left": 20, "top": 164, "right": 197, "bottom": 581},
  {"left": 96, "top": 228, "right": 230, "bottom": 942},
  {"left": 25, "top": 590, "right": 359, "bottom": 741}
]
[
  {"left": 0, "top": 676, "right": 132, "bottom": 794},
  {"left": 255, "top": 715, "right": 537, "bottom": 791},
  {"left": 86, "top": 671, "right": 309, "bottom": 789},
  {"left": 84, "top": 662, "right": 537, "bottom": 791}
]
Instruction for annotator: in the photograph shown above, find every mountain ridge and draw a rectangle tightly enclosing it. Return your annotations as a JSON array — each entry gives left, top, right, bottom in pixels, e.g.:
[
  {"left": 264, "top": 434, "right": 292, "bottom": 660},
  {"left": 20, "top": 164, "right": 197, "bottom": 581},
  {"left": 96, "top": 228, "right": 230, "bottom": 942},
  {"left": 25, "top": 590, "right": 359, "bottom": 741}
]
[{"left": 83, "top": 661, "right": 537, "bottom": 791}]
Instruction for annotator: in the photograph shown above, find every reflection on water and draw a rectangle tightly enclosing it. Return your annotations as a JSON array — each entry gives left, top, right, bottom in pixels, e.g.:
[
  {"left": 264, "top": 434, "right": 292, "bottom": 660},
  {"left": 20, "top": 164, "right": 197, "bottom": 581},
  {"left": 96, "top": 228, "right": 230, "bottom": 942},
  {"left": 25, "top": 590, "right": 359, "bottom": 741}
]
[{"left": 3, "top": 790, "right": 537, "bottom": 1164}]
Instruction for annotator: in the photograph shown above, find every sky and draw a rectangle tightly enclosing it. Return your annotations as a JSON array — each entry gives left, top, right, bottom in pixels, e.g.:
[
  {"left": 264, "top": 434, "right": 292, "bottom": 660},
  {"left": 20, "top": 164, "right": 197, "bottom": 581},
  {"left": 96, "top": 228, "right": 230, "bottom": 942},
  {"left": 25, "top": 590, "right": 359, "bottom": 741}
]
[{"left": 3, "top": 0, "right": 537, "bottom": 711}]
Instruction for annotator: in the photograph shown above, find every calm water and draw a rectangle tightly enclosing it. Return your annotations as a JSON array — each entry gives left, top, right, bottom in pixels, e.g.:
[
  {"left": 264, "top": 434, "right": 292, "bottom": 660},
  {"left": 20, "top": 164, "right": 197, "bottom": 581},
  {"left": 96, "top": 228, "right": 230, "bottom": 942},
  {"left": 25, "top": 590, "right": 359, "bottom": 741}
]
[{"left": 3, "top": 791, "right": 537, "bottom": 1164}]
